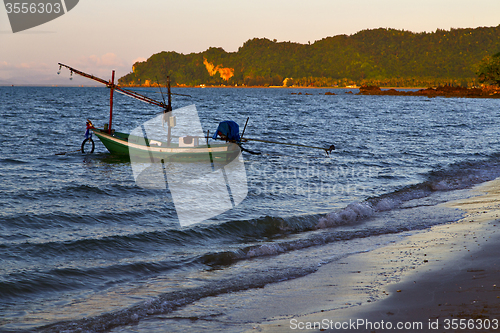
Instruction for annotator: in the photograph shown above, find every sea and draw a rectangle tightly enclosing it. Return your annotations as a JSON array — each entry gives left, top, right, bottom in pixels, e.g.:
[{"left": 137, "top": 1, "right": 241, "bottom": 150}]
[{"left": 1, "top": 86, "right": 500, "bottom": 332}]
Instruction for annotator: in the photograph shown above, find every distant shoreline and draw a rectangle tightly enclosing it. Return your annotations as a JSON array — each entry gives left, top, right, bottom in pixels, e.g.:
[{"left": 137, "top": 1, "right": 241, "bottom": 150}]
[
  {"left": 3, "top": 84, "right": 499, "bottom": 99},
  {"left": 0, "top": 84, "right": 441, "bottom": 89}
]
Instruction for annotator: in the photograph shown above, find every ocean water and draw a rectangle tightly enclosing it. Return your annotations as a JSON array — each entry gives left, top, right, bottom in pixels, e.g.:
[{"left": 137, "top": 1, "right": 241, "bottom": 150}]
[{"left": 1, "top": 86, "right": 500, "bottom": 332}]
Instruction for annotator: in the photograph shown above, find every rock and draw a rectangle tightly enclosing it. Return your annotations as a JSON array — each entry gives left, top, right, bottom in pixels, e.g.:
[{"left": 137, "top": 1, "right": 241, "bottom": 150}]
[
  {"left": 358, "top": 85, "right": 382, "bottom": 94},
  {"left": 356, "top": 85, "right": 500, "bottom": 98}
]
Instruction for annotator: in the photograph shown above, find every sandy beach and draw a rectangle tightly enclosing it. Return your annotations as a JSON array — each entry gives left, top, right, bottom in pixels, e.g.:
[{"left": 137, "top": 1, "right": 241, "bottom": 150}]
[{"left": 238, "top": 178, "right": 500, "bottom": 332}]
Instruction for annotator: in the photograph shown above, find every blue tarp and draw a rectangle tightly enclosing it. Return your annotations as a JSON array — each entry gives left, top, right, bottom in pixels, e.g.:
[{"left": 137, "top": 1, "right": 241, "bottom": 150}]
[{"left": 212, "top": 121, "right": 241, "bottom": 142}]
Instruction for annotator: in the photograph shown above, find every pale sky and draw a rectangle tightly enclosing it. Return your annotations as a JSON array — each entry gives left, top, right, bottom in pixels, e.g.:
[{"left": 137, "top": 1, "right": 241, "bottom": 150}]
[{"left": 1, "top": 0, "right": 499, "bottom": 85}]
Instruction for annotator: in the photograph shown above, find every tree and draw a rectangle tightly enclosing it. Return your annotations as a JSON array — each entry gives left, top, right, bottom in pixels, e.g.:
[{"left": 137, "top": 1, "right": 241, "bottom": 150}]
[
  {"left": 118, "top": 26, "right": 500, "bottom": 87},
  {"left": 477, "top": 52, "right": 500, "bottom": 86}
]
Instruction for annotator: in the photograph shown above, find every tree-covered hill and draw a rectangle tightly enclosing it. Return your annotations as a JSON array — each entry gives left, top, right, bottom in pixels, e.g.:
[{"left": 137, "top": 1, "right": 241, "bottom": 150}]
[{"left": 119, "top": 25, "right": 500, "bottom": 88}]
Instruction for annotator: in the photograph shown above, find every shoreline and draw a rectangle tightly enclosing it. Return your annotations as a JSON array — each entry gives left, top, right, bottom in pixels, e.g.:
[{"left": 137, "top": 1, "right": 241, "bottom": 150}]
[
  {"left": 4, "top": 85, "right": 500, "bottom": 99},
  {"left": 242, "top": 178, "right": 500, "bottom": 332}
]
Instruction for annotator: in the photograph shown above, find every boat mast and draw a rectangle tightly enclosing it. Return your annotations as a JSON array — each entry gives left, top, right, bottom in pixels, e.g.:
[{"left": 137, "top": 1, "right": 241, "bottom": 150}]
[
  {"left": 109, "top": 70, "right": 115, "bottom": 133},
  {"left": 57, "top": 64, "right": 190, "bottom": 142},
  {"left": 166, "top": 76, "right": 173, "bottom": 146},
  {"left": 166, "top": 76, "right": 172, "bottom": 112}
]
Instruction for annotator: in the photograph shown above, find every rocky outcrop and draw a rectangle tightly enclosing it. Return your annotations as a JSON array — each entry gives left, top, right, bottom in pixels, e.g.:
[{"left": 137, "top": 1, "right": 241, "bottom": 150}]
[
  {"left": 358, "top": 85, "right": 500, "bottom": 98},
  {"left": 203, "top": 58, "right": 234, "bottom": 81}
]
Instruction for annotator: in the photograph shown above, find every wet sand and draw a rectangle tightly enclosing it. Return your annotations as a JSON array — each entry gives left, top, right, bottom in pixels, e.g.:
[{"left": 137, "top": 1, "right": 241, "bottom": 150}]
[{"left": 244, "top": 179, "right": 500, "bottom": 332}]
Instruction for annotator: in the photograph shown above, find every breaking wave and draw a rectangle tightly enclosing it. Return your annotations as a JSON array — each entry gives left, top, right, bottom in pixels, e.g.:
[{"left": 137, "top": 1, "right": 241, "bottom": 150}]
[
  {"left": 317, "top": 156, "right": 500, "bottom": 228},
  {"left": 36, "top": 265, "right": 318, "bottom": 333}
]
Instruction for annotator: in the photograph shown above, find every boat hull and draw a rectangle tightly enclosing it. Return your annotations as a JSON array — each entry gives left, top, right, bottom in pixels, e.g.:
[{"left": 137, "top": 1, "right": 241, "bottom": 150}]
[{"left": 92, "top": 129, "right": 240, "bottom": 162}]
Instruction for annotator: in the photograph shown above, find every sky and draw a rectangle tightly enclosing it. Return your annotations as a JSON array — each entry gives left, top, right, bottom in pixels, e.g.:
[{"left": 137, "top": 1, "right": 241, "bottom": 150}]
[{"left": 1, "top": 0, "right": 499, "bottom": 85}]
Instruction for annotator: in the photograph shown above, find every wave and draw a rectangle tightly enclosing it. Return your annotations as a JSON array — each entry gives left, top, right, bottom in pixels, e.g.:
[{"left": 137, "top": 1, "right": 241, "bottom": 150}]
[
  {"left": 0, "top": 218, "right": 415, "bottom": 301},
  {"left": 194, "top": 157, "right": 500, "bottom": 284},
  {"left": 317, "top": 156, "right": 500, "bottom": 228},
  {"left": 12, "top": 183, "right": 142, "bottom": 202},
  {"left": 2, "top": 214, "right": 318, "bottom": 264},
  {"left": 8, "top": 156, "right": 500, "bottom": 268},
  {"left": 36, "top": 265, "right": 318, "bottom": 333},
  {"left": 198, "top": 222, "right": 425, "bottom": 267},
  {"left": 0, "top": 259, "right": 184, "bottom": 300},
  {"left": 0, "top": 158, "right": 30, "bottom": 165},
  {"left": 1, "top": 209, "right": 154, "bottom": 232},
  {"left": 5, "top": 156, "right": 500, "bottom": 318}
]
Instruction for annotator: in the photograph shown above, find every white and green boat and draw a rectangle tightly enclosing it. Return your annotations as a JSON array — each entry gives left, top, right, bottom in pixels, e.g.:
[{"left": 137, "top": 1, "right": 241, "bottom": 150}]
[
  {"left": 58, "top": 63, "right": 334, "bottom": 160},
  {"left": 91, "top": 128, "right": 240, "bottom": 162},
  {"left": 58, "top": 63, "right": 241, "bottom": 162}
]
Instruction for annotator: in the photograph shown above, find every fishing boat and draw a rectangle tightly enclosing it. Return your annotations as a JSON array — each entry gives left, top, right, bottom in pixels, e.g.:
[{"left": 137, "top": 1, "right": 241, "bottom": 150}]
[
  {"left": 58, "top": 63, "right": 241, "bottom": 162},
  {"left": 56, "top": 64, "right": 335, "bottom": 227},
  {"left": 58, "top": 63, "right": 334, "bottom": 159},
  {"left": 91, "top": 129, "right": 241, "bottom": 162}
]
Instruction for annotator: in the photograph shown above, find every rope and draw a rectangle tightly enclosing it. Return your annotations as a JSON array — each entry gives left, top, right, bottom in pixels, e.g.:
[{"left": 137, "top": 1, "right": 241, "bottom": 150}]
[{"left": 242, "top": 138, "right": 335, "bottom": 155}]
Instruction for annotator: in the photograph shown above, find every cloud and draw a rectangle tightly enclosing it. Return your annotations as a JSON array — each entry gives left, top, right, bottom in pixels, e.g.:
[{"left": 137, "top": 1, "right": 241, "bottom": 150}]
[
  {"left": 76, "top": 53, "right": 125, "bottom": 69},
  {"left": 0, "top": 61, "right": 52, "bottom": 83},
  {"left": 0, "top": 54, "right": 130, "bottom": 84},
  {"left": 16, "top": 62, "right": 50, "bottom": 69},
  {"left": 132, "top": 57, "right": 147, "bottom": 64}
]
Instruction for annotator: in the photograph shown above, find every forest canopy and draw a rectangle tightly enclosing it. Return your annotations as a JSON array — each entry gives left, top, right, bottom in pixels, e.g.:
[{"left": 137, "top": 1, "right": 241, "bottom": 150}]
[
  {"left": 477, "top": 52, "right": 500, "bottom": 86},
  {"left": 119, "top": 26, "right": 500, "bottom": 88}
]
